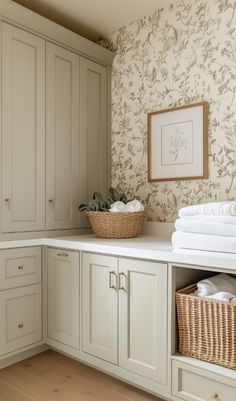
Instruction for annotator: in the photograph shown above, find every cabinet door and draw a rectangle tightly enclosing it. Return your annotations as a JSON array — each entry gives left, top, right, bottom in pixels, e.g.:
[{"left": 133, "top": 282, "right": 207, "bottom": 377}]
[
  {"left": 47, "top": 248, "right": 79, "bottom": 348},
  {"left": 2, "top": 22, "right": 45, "bottom": 232},
  {"left": 46, "top": 43, "right": 80, "bottom": 229},
  {"left": 79, "top": 58, "right": 108, "bottom": 227},
  {"left": 119, "top": 258, "right": 167, "bottom": 384},
  {"left": 82, "top": 253, "right": 118, "bottom": 364},
  {"left": 0, "top": 284, "right": 42, "bottom": 355}
]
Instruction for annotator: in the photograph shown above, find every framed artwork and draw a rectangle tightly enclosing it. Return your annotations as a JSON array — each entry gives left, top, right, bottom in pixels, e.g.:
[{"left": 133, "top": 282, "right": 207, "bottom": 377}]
[{"left": 147, "top": 102, "right": 208, "bottom": 182}]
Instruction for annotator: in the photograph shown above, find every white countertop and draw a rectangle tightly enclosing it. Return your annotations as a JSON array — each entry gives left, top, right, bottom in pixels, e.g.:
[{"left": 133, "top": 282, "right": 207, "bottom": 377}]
[{"left": 0, "top": 223, "right": 236, "bottom": 271}]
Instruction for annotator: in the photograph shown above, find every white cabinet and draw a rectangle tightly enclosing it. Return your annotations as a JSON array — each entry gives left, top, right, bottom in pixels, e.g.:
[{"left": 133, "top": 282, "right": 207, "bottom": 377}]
[
  {"left": 79, "top": 58, "right": 108, "bottom": 227},
  {"left": 119, "top": 258, "right": 167, "bottom": 384},
  {"left": 0, "top": 246, "right": 42, "bottom": 357},
  {"left": 47, "top": 248, "right": 80, "bottom": 348},
  {"left": 172, "top": 359, "right": 236, "bottom": 401},
  {"left": 82, "top": 253, "right": 118, "bottom": 364},
  {"left": 46, "top": 43, "right": 80, "bottom": 230},
  {"left": 82, "top": 252, "right": 167, "bottom": 384},
  {"left": 0, "top": 284, "right": 42, "bottom": 355},
  {"left": 2, "top": 22, "right": 45, "bottom": 232},
  {"left": 0, "top": 247, "right": 41, "bottom": 290},
  {"left": 1, "top": 21, "right": 110, "bottom": 235}
]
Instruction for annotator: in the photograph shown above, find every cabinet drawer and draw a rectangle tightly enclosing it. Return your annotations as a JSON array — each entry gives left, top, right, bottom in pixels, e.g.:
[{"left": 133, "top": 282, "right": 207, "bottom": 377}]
[
  {"left": 0, "top": 284, "right": 42, "bottom": 355},
  {"left": 172, "top": 359, "right": 236, "bottom": 401},
  {"left": 0, "top": 247, "right": 41, "bottom": 290}
]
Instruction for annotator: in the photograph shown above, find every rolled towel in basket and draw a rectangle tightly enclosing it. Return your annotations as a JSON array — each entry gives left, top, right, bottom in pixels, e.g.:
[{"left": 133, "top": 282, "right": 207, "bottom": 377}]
[
  {"left": 179, "top": 201, "right": 236, "bottom": 217},
  {"left": 196, "top": 273, "right": 236, "bottom": 297},
  {"left": 205, "top": 291, "right": 236, "bottom": 303},
  {"left": 110, "top": 200, "right": 144, "bottom": 213}
]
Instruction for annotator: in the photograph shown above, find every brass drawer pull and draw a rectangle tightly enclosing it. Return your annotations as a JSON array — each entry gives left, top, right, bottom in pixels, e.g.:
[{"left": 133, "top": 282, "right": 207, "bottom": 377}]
[
  {"left": 57, "top": 252, "right": 69, "bottom": 257},
  {"left": 118, "top": 272, "right": 127, "bottom": 291},
  {"left": 18, "top": 323, "right": 24, "bottom": 329},
  {"left": 109, "top": 271, "right": 117, "bottom": 289},
  {"left": 18, "top": 265, "right": 24, "bottom": 270}
]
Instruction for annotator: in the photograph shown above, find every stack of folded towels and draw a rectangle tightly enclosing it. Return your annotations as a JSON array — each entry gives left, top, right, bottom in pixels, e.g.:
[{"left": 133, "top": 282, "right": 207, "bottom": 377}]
[
  {"left": 172, "top": 201, "right": 236, "bottom": 253},
  {"left": 194, "top": 273, "right": 236, "bottom": 303}
]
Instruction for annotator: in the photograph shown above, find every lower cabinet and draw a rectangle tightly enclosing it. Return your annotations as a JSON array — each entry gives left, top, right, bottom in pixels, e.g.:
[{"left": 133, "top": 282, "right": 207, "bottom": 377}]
[
  {"left": 82, "top": 252, "right": 167, "bottom": 385},
  {"left": 0, "top": 284, "right": 42, "bottom": 355},
  {"left": 172, "top": 359, "right": 236, "bottom": 401},
  {"left": 82, "top": 253, "right": 118, "bottom": 364},
  {"left": 47, "top": 248, "right": 80, "bottom": 349}
]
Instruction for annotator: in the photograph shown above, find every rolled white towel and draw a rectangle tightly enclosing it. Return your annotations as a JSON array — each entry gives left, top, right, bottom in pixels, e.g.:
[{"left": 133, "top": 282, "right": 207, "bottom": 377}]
[
  {"left": 206, "top": 291, "right": 236, "bottom": 302},
  {"left": 175, "top": 218, "right": 236, "bottom": 237},
  {"left": 110, "top": 200, "right": 144, "bottom": 213},
  {"left": 196, "top": 273, "right": 236, "bottom": 297},
  {"left": 179, "top": 201, "right": 236, "bottom": 217}
]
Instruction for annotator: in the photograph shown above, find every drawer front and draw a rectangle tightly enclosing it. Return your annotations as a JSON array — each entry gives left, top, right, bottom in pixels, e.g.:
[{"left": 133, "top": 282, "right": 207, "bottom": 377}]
[
  {"left": 172, "top": 360, "right": 236, "bottom": 401},
  {"left": 0, "top": 247, "right": 41, "bottom": 290},
  {"left": 0, "top": 284, "right": 42, "bottom": 355}
]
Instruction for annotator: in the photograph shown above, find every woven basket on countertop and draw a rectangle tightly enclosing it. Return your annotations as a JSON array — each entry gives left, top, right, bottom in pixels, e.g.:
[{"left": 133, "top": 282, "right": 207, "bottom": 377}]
[
  {"left": 86, "top": 211, "right": 146, "bottom": 239},
  {"left": 176, "top": 283, "right": 236, "bottom": 370}
]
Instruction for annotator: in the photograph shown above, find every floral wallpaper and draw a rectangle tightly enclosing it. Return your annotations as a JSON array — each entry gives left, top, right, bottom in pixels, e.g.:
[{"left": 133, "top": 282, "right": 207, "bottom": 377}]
[{"left": 109, "top": 0, "right": 236, "bottom": 222}]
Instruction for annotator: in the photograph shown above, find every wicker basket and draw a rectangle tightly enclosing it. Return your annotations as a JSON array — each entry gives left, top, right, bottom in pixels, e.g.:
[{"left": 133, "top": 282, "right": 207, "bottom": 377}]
[
  {"left": 86, "top": 211, "right": 145, "bottom": 239},
  {"left": 176, "top": 283, "right": 236, "bottom": 370}
]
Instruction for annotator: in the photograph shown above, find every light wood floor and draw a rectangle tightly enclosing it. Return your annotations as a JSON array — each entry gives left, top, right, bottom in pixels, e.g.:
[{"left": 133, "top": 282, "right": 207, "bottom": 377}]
[{"left": 0, "top": 350, "right": 164, "bottom": 401}]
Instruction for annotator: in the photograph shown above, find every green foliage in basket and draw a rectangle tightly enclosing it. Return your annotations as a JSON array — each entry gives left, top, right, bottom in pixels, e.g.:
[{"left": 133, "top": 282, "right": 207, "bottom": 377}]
[{"left": 79, "top": 187, "right": 128, "bottom": 212}]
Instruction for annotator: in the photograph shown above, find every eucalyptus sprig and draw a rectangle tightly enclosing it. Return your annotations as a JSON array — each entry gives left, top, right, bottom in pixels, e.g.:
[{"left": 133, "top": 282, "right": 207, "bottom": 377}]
[{"left": 79, "top": 187, "right": 128, "bottom": 212}]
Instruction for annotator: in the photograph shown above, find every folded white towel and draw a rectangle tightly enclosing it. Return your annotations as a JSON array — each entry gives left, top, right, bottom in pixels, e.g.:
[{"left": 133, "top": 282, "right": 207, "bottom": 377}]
[
  {"left": 110, "top": 200, "right": 144, "bottom": 213},
  {"left": 206, "top": 291, "right": 236, "bottom": 302},
  {"left": 180, "top": 214, "right": 236, "bottom": 225},
  {"left": 196, "top": 273, "right": 236, "bottom": 297},
  {"left": 175, "top": 218, "right": 236, "bottom": 237},
  {"left": 172, "top": 230, "right": 236, "bottom": 254},
  {"left": 179, "top": 201, "right": 236, "bottom": 217}
]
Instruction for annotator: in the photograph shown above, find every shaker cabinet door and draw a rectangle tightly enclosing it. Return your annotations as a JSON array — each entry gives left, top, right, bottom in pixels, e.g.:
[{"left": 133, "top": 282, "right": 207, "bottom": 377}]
[
  {"left": 82, "top": 252, "right": 118, "bottom": 364},
  {"left": 47, "top": 248, "right": 80, "bottom": 348},
  {"left": 79, "top": 58, "right": 108, "bottom": 227},
  {"left": 2, "top": 22, "right": 45, "bottom": 232},
  {"left": 46, "top": 43, "right": 80, "bottom": 229},
  {"left": 119, "top": 258, "right": 168, "bottom": 384}
]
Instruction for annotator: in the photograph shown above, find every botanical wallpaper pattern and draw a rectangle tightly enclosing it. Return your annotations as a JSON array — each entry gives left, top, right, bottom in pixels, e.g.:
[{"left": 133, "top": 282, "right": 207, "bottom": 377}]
[{"left": 109, "top": 0, "right": 236, "bottom": 222}]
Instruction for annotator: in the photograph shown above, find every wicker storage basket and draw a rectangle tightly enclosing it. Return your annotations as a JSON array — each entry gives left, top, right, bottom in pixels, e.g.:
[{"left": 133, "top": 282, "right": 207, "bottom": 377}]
[
  {"left": 86, "top": 211, "right": 145, "bottom": 239},
  {"left": 176, "top": 283, "right": 236, "bottom": 370}
]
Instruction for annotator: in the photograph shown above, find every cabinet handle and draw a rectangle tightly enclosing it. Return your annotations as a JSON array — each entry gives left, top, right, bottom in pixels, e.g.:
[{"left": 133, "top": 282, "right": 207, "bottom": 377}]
[
  {"left": 211, "top": 394, "right": 218, "bottom": 400},
  {"left": 18, "top": 265, "right": 24, "bottom": 270},
  {"left": 57, "top": 252, "right": 69, "bottom": 257},
  {"left": 118, "top": 272, "right": 127, "bottom": 291},
  {"left": 18, "top": 323, "right": 24, "bottom": 329},
  {"left": 109, "top": 271, "right": 117, "bottom": 289},
  {"left": 48, "top": 199, "right": 54, "bottom": 206},
  {"left": 4, "top": 198, "right": 10, "bottom": 208}
]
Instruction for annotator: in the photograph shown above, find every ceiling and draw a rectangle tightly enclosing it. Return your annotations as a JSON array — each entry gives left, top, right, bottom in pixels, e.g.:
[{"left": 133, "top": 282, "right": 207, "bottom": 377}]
[{"left": 13, "top": 0, "right": 171, "bottom": 41}]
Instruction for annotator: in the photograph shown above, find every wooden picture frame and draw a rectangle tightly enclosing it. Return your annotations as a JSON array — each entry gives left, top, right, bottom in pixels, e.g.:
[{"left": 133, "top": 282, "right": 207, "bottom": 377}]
[{"left": 147, "top": 102, "right": 208, "bottom": 182}]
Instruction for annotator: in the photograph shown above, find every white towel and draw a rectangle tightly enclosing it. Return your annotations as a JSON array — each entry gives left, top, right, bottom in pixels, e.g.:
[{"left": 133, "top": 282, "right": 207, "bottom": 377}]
[
  {"left": 196, "top": 273, "right": 236, "bottom": 297},
  {"left": 175, "top": 218, "right": 236, "bottom": 237},
  {"left": 179, "top": 201, "right": 236, "bottom": 217},
  {"left": 109, "top": 200, "right": 144, "bottom": 213},
  {"left": 172, "top": 230, "right": 236, "bottom": 254},
  {"left": 206, "top": 291, "right": 236, "bottom": 302},
  {"left": 180, "top": 215, "right": 236, "bottom": 225}
]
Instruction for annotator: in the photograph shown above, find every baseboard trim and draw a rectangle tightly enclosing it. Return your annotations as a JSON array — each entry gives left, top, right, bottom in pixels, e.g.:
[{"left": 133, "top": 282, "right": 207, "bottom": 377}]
[{"left": 0, "top": 344, "right": 49, "bottom": 369}]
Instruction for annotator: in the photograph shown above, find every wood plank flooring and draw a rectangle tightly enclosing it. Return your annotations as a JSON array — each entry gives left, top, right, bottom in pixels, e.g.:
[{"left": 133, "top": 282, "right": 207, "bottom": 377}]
[{"left": 0, "top": 350, "right": 164, "bottom": 401}]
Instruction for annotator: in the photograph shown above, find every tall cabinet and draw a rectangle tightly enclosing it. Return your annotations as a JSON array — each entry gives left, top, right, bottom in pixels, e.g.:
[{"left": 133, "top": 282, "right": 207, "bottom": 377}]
[
  {"left": 46, "top": 43, "right": 80, "bottom": 230},
  {"left": 0, "top": 13, "right": 111, "bottom": 235},
  {"left": 2, "top": 23, "right": 45, "bottom": 233}
]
